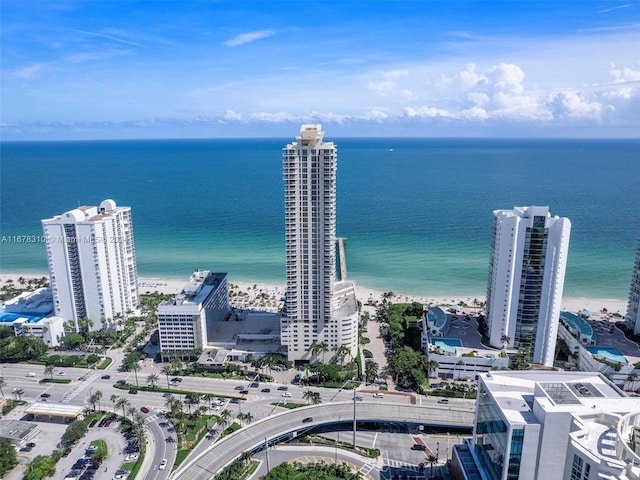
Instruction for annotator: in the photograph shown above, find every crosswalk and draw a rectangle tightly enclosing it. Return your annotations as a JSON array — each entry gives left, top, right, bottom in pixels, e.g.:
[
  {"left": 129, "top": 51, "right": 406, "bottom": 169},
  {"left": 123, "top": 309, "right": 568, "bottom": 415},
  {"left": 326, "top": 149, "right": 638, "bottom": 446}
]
[{"left": 62, "top": 372, "right": 100, "bottom": 403}]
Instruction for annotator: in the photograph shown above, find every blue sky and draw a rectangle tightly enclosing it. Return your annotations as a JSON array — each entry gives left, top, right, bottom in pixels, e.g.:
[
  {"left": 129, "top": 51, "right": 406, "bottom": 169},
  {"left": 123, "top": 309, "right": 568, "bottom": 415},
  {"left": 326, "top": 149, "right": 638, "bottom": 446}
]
[{"left": 1, "top": 1, "right": 639, "bottom": 139}]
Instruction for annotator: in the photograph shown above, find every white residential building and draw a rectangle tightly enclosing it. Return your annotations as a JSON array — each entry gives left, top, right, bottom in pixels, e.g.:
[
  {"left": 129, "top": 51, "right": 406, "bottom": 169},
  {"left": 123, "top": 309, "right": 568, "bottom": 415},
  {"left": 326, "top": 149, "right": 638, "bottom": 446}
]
[
  {"left": 157, "top": 270, "right": 229, "bottom": 359},
  {"left": 625, "top": 242, "right": 640, "bottom": 335},
  {"left": 281, "top": 125, "right": 358, "bottom": 363},
  {"left": 485, "top": 206, "right": 571, "bottom": 366},
  {"left": 452, "top": 370, "right": 640, "bottom": 480},
  {"left": 41, "top": 199, "right": 138, "bottom": 331}
]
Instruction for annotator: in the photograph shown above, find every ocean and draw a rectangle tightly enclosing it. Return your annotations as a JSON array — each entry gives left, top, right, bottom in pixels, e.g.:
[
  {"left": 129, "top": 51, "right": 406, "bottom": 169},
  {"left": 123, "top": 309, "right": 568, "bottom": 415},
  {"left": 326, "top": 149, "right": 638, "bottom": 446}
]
[{"left": 1, "top": 138, "right": 639, "bottom": 299}]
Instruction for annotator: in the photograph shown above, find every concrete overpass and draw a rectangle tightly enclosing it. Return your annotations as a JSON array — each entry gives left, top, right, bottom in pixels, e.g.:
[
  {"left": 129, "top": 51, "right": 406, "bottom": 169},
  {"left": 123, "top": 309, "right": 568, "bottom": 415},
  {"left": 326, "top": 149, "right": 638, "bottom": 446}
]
[{"left": 172, "top": 401, "right": 474, "bottom": 480}]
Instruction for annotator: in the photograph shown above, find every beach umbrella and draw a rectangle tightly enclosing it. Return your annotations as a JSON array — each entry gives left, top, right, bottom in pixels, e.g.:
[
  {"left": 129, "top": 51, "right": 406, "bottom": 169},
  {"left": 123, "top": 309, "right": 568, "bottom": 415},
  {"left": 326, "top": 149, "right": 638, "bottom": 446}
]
[{"left": 579, "top": 309, "right": 593, "bottom": 318}]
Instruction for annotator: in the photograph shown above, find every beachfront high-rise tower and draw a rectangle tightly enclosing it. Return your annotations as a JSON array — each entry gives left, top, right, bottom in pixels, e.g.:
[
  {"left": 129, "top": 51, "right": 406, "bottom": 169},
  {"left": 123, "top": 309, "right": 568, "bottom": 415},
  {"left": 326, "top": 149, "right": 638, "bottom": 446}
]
[
  {"left": 624, "top": 241, "right": 640, "bottom": 335},
  {"left": 485, "top": 206, "right": 571, "bottom": 367},
  {"left": 281, "top": 125, "right": 358, "bottom": 363},
  {"left": 41, "top": 199, "right": 138, "bottom": 332}
]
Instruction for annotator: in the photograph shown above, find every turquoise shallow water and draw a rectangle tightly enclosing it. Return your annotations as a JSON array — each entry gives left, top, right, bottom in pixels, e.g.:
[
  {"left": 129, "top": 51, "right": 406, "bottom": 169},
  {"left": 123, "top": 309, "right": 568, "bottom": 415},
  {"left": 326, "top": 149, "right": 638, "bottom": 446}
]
[{"left": 1, "top": 138, "right": 639, "bottom": 298}]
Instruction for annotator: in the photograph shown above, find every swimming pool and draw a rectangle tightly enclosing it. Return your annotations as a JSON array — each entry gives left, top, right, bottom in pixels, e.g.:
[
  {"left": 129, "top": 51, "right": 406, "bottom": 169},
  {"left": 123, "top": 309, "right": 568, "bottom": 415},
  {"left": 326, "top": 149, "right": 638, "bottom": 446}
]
[
  {"left": 431, "top": 338, "right": 463, "bottom": 347},
  {"left": 0, "top": 312, "right": 45, "bottom": 323},
  {"left": 586, "top": 347, "right": 627, "bottom": 365}
]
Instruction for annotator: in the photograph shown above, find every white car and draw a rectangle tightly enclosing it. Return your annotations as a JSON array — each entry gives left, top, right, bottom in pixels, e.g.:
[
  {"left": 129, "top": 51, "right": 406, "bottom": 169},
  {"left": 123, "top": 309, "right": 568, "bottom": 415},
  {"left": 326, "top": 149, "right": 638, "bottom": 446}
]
[
  {"left": 57, "top": 371, "right": 65, "bottom": 376},
  {"left": 125, "top": 453, "right": 139, "bottom": 461},
  {"left": 159, "top": 459, "right": 167, "bottom": 470},
  {"left": 282, "top": 392, "right": 292, "bottom": 397}
]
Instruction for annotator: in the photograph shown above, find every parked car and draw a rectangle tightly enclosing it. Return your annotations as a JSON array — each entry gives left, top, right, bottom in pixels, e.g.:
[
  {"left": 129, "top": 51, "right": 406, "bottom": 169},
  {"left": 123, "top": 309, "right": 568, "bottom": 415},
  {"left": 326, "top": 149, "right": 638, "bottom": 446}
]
[
  {"left": 116, "top": 379, "right": 127, "bottom": 385},
  {"left": 239, "top": 389, "right": 249, "bottom": 395},
  {"left": 128, "top": 389, "right": 138, "bottom": 394},
  {"left": 437, "top": 398, "right": 449, "bottom": 404},
  {"left": 411, "top": 444, "right": 427, "bottom": 451},
  {"left": 250, "top": 382, "right": 259, "bottom": 388},
  {"left": 261, "top": 388, "right": 271, "bottom": 393},
  {"left": 373, "top": 393, "right": 384, "bottom": 398}
]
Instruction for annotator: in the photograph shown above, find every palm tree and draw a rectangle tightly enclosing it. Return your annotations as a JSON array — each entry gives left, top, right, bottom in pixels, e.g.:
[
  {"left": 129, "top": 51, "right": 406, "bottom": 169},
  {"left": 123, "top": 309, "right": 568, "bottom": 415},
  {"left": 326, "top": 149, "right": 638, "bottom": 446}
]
[
  {"left": 243, "top": 412, "right": 253, "bottom": 424},
  {"left": 426, "top": 453, "right": 438, "bottom": 477},
  {"left": 44, "top": 364, "right": 55, "bottom": 379},
  {"left": 116, "top": 397, "right": 130, "bottom": 418},
  {"left": 147, "top": 373, "right": 159, "bottom": 389},
  {"left": 317, "top": 341, "right": 330, "bottom": 363},
  {"left": 127, "top": 406, "right": 138, "bottom": 421},
  {"left": 13, "top": 388, "right": 24, "bottom": 401},
  {"left": 500, "top": 334, "right": 511, "bottom": 350},
  {"left": 128, "top": 361, "right": 141, "bottom": 386},
  {"left": 94, "top": 390, "right": 103, "bottom": 411},
  {"left": 0, "top": 377, "right": 6, "bottom": 397},
  {"left": 184, "top": 394, "right": 198, "bottom": 415},
  {"left": 161, "top": 365, "right": 172, "bottom": 388},
  {"left": 240, "top": 450, "right": 252, "bottom": 466},
  {"left": 218, "top": 409, "right": 231, "bottom": 428},
  {"left": 202, "top": 393, "right": 214, "bottom": 410},
  {"left": 88, "top": 392, "right": 98, "bottom": 411},
  {"left": 303, "top": 390, "right": 315, "bottom": 405},
  {"left": 110, "top": 394, "right": 118, "bottom": 414}
]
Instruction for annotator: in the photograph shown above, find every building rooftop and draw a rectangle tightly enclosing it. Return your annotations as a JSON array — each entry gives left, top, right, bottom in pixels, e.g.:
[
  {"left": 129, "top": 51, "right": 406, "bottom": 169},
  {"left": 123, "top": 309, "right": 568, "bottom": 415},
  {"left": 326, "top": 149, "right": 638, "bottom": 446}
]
[
  {"left": 160, "top": 270, "right": 227, "bottom": 308},
  {"left": 481, "top": 371, "right": 634, "bottom": 426},
  {"left": 24, "top": 402, "right": 85, "bottom": 418},
  {"left": 0, "top": 419, "right": 37, "bottom": 444}
]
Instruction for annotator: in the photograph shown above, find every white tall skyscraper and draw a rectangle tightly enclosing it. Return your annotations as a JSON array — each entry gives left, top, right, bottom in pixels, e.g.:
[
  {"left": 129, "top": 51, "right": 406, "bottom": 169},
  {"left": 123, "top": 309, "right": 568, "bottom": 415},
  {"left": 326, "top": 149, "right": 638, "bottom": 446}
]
[
  {"left": 485, "top": 206, "right": 571, "bottom": 367},
  {"left": 625, "top": 242, "right": 640, "bottom": 335},
  {"left": 41, "top": 199, "right": 138, "bottom": 331},
  {"left": 281, "top": 125, "right": 358, "bottom": 363}
]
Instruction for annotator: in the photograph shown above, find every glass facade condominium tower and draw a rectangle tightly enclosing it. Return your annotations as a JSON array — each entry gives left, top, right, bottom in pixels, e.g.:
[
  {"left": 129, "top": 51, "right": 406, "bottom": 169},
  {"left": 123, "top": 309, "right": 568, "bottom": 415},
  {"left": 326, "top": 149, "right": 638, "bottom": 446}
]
[
  {"left": 625, "top": 241, "right": 640, "bottom": 335},
  {"left": 41, "top": 199, "right": 138, "bottom": 331},
  {"left": 281, "top": 125, "right": 358, "bottom": 363},
  {"left": 485, "top": 206, "right": 571, "bottom": 366}
]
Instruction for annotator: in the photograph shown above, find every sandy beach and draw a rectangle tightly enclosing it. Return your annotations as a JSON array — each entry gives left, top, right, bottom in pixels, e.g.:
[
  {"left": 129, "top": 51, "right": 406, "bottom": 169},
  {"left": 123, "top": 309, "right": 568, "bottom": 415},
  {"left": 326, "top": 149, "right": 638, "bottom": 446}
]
[{"left": 0, "top": 271, "right": 629, "bottom": 319}]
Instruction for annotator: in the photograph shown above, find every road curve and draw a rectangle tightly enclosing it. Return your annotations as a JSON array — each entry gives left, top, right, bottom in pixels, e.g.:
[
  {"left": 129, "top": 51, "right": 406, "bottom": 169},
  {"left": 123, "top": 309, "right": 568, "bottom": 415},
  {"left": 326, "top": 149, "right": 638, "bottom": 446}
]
[{"left": 172, "top": 401, "right": 474, "bottom": 480}]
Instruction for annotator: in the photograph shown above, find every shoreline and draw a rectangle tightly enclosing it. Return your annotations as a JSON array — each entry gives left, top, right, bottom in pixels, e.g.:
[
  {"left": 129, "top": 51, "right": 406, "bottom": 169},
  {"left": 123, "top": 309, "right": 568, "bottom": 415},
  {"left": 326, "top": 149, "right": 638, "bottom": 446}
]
[{"left": 0, "top": 271, "right": 629, "bottom": 318}]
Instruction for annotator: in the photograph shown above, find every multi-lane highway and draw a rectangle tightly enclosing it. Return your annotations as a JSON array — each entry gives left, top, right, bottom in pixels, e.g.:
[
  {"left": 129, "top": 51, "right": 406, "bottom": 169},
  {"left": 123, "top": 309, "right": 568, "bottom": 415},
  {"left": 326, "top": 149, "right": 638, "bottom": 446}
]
[{"left": 1, "top": 363, "right": 474, "bottom": 480}]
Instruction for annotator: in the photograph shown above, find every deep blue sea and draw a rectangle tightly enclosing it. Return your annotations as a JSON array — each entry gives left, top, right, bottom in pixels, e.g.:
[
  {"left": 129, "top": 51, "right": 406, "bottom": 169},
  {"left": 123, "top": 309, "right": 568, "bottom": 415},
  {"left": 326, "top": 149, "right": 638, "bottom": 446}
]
[{"left": 1, "top": 138, "right": 639, "bottom": 299}]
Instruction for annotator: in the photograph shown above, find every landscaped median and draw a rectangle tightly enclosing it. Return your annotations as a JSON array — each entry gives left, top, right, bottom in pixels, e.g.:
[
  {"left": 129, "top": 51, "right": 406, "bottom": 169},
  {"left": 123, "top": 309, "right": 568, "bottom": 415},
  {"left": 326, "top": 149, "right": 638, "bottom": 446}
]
[{"left": 111, "top": 382, "right": 245, "bottom": 401}]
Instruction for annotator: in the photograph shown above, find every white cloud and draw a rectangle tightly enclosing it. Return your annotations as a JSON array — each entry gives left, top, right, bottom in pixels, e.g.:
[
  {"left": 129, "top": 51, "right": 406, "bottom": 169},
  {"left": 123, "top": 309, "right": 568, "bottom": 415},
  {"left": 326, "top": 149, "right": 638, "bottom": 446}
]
[
  {"left": 72, "top": 29, "right": 142, "bottom": 47},
  {"left": 486, "top": 63, "right": 525, "bottom": 95},
  {"left": 13, "top": 62, "right": 49, "bottom": 79},
  {"left": 224, "top": 30, "right": 275, "bottom": 47},
  {"left": 467, "top": 92, "right": 489, "bottom": 106},
  {"left": 609, "top": 63, "right": 640, "bottom": 83},
  {"left": 546, "top": 91, "right": 604, "bottom": 120},
  {"left": 224, "top": 109, "right": 243, "bottom": 121}
]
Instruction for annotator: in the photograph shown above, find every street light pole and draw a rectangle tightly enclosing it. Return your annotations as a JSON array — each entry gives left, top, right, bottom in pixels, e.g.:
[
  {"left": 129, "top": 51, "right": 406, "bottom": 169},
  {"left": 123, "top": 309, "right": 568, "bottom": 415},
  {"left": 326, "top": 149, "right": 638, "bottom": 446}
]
[
  {"left": 265, "top": 437, "right": 270, "bottom": 473},
  {"left": 352, "top": 386, "right": 357, "bottom": 449}
]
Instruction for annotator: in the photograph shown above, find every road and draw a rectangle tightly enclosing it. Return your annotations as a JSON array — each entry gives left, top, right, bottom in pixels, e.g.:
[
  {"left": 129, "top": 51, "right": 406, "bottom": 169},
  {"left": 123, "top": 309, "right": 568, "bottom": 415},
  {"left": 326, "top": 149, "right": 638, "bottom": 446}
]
[
  {"left": 172, "top": 400, "right": 474, "bottom": 480},
  {"left": 1, "top": 363, "right": 474, "bottom": 480}
]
